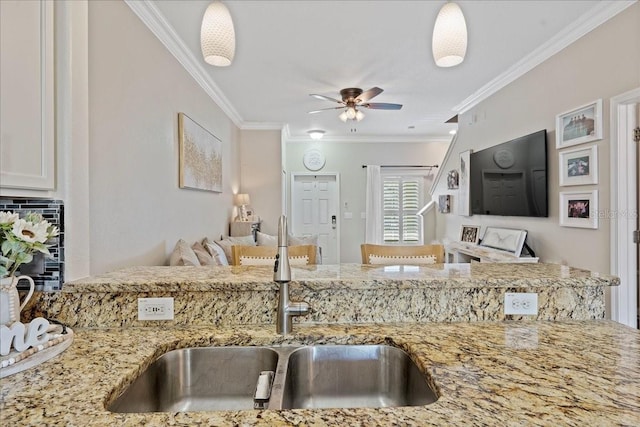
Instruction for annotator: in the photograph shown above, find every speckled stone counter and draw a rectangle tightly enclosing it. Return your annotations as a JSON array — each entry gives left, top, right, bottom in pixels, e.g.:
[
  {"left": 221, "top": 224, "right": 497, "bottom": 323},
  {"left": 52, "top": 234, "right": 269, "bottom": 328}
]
[
  {"left": 1, "top": 321, "right": 638, "bottom": 426},
  {"left": 24, "top": 263, "right": 616, "bottom": 327}
]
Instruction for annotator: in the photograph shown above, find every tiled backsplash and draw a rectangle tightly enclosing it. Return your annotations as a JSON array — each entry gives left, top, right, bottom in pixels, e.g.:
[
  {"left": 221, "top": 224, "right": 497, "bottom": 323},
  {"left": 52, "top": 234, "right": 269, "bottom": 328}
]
[{"left": 0, "top": 198, "right": 64, "bottom": 291}]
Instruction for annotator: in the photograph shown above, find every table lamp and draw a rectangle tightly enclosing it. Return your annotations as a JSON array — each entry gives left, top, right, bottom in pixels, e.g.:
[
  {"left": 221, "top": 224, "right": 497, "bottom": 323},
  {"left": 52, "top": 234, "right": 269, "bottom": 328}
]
[{"left": 234, "top": 193, "right": 251, "bottom": 221}]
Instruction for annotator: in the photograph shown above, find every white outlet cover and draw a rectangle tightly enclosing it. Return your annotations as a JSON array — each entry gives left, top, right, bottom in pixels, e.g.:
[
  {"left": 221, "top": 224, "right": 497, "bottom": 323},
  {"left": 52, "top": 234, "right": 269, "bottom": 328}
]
[
  {"left": 504, "top": 292, "right": 538, "bottom": 316},
  {"left": 138, "top": 297, "right": 174, "bottom": 321}
]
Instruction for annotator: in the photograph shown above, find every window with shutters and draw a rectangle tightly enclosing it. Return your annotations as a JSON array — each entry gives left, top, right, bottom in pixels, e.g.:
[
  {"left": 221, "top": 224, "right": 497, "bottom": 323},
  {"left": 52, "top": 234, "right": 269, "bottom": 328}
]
[{"left": 382, "top": 175, "right": 424, "bottom": 244}]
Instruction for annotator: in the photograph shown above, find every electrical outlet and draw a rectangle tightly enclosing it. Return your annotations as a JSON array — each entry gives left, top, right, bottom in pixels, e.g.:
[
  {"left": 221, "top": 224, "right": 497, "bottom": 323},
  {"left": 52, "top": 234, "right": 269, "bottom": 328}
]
[
  {"left": 138, "top": 297, "right": 174, "bottom": 321},
  {"left": 504, "top": 292, "right": 538, "bottom": 316}
]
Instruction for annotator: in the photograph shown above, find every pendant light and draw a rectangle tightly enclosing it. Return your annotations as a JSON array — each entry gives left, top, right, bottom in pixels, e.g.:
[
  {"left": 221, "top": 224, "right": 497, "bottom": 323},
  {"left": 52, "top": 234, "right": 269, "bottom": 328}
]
[
  {"left": 432, "top": 2, "right": 467, "bottom": 68},
  {"left": 201, "top": 1, "right": 236, "bottom": 67}
]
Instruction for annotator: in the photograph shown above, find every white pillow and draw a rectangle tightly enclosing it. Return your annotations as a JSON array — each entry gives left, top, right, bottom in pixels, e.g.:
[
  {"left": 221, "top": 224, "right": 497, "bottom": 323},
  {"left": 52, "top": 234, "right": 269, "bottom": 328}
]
[
  {"left": 368, "top": 254, "right": 437, "bottom": 265},
  {"left": 256, "top": 231, "right": 278, "bottom": 246},
  {"left": 169, "top": 239, "right": 201, "bottom": 266},
  {"left": 203, "top": 238, "right": 229, "bottom": 266},
  {"left": 289, "top": 234, "right": 318, "bottom": 246}
]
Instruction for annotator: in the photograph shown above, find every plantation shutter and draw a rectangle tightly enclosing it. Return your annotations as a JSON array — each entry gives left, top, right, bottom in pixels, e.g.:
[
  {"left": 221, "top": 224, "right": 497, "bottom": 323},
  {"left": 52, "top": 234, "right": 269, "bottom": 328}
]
[{"left": 382, "top": 175, "right": 423, "bottom": 244}]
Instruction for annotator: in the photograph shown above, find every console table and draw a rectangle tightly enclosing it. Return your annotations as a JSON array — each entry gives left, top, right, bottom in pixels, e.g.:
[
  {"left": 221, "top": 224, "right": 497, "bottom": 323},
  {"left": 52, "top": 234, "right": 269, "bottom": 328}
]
[
  {"left": 230, "top": 220, "right": 261, "bottom": 241},
  {"left": 445, "top": 241, "right": 539, "bottom": 263}
]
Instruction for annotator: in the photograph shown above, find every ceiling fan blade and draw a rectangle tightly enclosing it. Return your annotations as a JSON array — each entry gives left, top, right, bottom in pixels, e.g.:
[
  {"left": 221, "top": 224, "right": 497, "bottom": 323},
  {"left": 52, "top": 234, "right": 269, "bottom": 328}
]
[
  {"left": 362, "top": 102, "right": 403, "bottom": 110},
  {"left": 355, "top": 87, "right": 383, "bottom": 103},
  {"left": 310, "top": 94, "right": 343, "bottom": 104},
  {"left": 308, "top": 106, "right": 345, "bottom": 114}
]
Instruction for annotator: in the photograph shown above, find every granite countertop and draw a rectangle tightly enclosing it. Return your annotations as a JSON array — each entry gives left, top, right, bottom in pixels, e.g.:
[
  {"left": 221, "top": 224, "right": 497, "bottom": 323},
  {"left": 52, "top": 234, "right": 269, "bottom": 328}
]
[
  {"left": 2, "top": 321, "right": 638, "bottom": 425},
  {"left": 63, "top": 263, "right": 618, "bottom": 292}
]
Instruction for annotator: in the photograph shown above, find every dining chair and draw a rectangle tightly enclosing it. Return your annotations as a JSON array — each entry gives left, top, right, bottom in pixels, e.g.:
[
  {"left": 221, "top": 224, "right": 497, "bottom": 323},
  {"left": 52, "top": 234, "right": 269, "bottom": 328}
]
[
  {"left": 231, "top": 245, "right": 317, "bottom": 266},
  {"left": 360, "top": 244, "right": 445, "bottom": 265}
]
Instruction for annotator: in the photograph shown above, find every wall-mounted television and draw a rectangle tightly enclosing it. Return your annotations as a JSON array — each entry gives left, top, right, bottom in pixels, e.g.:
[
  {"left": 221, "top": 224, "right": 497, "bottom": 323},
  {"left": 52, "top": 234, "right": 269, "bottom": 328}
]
[{"left": 469, "top": 129, "right": 548, "bottom": 217}]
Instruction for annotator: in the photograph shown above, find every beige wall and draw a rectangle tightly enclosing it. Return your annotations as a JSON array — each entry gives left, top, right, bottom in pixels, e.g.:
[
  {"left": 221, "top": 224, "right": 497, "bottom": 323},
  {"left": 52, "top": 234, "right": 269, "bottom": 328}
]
[
  {"left": 286, "top": 140, "right": 450, "bottom": 263},
  {"left": 88, "top": 1, "right": 240, "bottom": 274},
  {"left": 433, "top": 3, "right": 640, "bottom": 274},
  {"left": 239, "top": 129, "right": 282, "bottom": 235}
]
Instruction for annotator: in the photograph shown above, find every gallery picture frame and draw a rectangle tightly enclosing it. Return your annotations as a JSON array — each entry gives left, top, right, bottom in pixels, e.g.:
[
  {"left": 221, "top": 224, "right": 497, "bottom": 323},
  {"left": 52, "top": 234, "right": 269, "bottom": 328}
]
[
  {"left": 458, "top": 150, "right": 472, "bottom": 216},
  {"left": 479, "top": 226, "right": 528, "bottom": 257},
  {"left": 558, "top": 144, "right": 598, "bottom": 186},
  {"left": 559, "top": 190, "right": 598, "bottom": 229},
  {"left": 438, "top": 194, "right": 451, "bottom": 213},
  {"left": 460, "top": 225, "right": 480, "bottom": 244},
  {"left": 178, "top": 112, "right": 223, "bottom": 193},
  {"left": 555, "top": 99, "right": 603, "bottom": 149}
]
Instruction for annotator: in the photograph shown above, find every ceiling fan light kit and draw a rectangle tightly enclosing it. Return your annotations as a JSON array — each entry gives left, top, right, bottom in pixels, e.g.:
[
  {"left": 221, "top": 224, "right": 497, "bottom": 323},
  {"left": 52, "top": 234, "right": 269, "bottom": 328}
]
[
  {"left": 309, "top": 87, "right": 402, "bottom": 123},
  {"left": 201, "top": 1, "right": 236, "bottom": 67},
  {"left": 432, "top": 2, "right": 468, "bottom": 68}
]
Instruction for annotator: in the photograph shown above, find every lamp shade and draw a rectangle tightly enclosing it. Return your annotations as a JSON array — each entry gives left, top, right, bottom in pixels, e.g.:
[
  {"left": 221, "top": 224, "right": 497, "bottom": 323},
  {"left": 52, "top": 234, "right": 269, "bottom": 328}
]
[
  {"left": 234, "top": 193, "right": 250, "bottom": 206},
  {"left": 432, "top": 2, "right": 467, "bottom": 68},
  {"left": 201, "top": 1, "right": 235, "bottom": 67}
]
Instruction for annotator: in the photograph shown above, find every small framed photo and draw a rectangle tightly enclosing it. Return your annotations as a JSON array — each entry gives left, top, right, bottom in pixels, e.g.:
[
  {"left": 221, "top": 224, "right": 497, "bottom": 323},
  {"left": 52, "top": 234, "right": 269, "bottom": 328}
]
[
  {"left": 556, "top": 99, "right": 602, "bottom": 148},
  {"left": 460, "top": 225, "right": 480, "bottom": 244},
  {"left": 559, "top": 190, "right": 598, "bottom": 229},
  {"left": 479, "top": 227, "right": 528, "bottom": 256},
  {"left": 438, "top": 195, "right": 451, "bottom": 213},
  {"left": 559, "top": 145, "right": 598, "bottom": 186}
]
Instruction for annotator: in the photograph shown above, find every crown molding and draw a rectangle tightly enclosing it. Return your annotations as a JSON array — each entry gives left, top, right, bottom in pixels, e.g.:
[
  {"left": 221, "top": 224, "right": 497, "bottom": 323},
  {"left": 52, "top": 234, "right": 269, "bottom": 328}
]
[
  {"left": 285, "top": 135, "right": 451, "bottom": 144},
  {"left": 240, "top": 121, "right": 284, "bottom": 130},
  {"left": 124, "top": 0, "right": 243, "bottom": 127},
  {"left": 453, "top": 0, "right": 637, "bottom": 114}
]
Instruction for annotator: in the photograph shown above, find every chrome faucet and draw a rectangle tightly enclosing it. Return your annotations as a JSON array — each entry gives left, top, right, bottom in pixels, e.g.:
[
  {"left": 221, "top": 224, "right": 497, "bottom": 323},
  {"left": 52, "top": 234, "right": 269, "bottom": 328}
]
[{"left": 273, "top": 215, "right": 310, "bottom": 335}]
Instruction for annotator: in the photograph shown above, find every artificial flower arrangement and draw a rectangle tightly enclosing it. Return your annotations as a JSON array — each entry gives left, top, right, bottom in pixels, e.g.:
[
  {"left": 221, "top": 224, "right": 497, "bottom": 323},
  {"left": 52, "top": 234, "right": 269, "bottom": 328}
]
[{"left": 0, "top": 211, "right": 59, "bottom": 278}]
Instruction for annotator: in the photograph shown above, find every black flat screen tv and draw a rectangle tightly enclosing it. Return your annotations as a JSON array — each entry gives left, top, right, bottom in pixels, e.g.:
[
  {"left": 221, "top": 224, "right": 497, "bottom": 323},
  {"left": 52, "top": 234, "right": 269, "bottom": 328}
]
[{"left": 469, "top": 129, "right": 548, "bottom": 217}]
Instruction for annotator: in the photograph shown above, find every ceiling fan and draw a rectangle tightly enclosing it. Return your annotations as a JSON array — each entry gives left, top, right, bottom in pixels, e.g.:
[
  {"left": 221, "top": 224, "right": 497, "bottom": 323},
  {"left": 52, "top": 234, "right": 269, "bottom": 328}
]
[{"left": 308, "top": 87, "right": 402, "bottom": 122}]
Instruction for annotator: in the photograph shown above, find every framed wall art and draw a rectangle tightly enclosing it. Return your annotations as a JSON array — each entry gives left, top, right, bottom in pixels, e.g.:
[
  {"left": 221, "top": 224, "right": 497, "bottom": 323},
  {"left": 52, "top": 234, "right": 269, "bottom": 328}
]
[
  {"left": 479, "top": 227, "right": 528, "bottom": 256},
  {"left": 555, "top": 99, "right": 602, "bottom": 148},
  {"left": 559, "top": 190, "right": 598, "bottom": 229},
  {"left": 458, "top": 150, "right": 471, "bottom": 216},
  {"left": 178, "top": 112, "right": 223, "bottom": 193},
  {"left": 460, "top": 225, "right": 480, "bottom": 244},
  {"left": 438, "top": 195, "right": 451, "bottom": 213},
  {"left": 559, "top": 145, "right": 598, "bottom": 186}
]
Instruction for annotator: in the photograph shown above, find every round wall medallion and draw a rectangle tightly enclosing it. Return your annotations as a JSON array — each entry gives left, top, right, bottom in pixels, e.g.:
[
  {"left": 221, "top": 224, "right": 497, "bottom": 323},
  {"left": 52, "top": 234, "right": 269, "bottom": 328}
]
[
  {"left": 493, "top": 149, "right": 515, "bottom": 169},
  {"left": 303, "top": 149, "right": 325, "bottom": 171}
]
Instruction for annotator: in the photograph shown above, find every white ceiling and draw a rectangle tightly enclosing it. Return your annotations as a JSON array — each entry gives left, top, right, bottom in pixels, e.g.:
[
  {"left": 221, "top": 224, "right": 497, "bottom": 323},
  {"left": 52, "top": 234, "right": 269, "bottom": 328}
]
[{"left": 148, "top": 0, "right": 625, "bottom": 140}]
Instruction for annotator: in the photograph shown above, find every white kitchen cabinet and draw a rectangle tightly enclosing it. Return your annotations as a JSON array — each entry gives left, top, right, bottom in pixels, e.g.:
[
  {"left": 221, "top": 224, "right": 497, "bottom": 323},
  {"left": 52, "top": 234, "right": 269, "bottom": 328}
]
[{"left": 0, "top": 0, "right": 55, "bottom": 190}]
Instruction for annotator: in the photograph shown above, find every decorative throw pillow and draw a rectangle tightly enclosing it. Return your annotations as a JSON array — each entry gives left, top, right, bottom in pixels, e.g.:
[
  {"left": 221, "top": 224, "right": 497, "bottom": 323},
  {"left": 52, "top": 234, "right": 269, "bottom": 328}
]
[
  {"left": 169, "top": 239, "right": 201, "bottom": 266},
  {"left": 215, "top": 235, "right": 256, "bottom": 262},
  {"left": 256, "top": 231, "right": 278, "bottom": 246},
  {"left": 203, "top": 238, "right": 229, "bottom": 266},
  {"left": 192, "top": 241, "right": 215, "bottom": 266}
]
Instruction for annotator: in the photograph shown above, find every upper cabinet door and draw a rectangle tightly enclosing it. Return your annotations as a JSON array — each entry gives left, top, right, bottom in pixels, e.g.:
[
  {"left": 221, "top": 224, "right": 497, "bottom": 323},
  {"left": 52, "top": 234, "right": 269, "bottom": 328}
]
[{"left": 0, "top": 0, "right": 54, "bottom": 190}]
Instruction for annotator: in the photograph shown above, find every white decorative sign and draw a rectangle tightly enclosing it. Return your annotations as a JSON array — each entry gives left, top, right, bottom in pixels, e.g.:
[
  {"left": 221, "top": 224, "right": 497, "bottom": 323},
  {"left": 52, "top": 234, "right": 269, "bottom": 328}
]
[{"left": 0, "top": 317, "right": 50, "bottom": 356}]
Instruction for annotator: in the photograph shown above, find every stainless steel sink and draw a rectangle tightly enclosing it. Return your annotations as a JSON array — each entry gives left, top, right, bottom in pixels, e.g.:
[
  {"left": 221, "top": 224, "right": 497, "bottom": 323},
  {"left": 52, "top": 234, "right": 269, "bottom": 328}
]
[
  {"left": 280, "top": 345, "right": 438, "bottom": 409},
  {"left": 107, "top": 344, "right": 438, "bottom": 413},
  {"left": 107, "top": 347, "right": 279, "bottom": 412}
]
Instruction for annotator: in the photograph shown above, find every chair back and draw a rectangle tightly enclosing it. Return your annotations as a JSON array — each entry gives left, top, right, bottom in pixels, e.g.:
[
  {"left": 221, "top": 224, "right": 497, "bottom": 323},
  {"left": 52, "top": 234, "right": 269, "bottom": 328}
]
[
  {"left": 231, "top": 245, "right": 317, "bottom": 266},
  {"left": 360, "top": 244, "right": 445, "bottom": 265}
]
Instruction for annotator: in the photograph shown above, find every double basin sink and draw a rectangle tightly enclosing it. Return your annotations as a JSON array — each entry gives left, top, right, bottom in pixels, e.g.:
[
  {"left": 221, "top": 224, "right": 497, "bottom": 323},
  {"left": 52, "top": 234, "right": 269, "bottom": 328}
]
[{"left": 108, "top": 344, "right": 438, "bottom": 412}]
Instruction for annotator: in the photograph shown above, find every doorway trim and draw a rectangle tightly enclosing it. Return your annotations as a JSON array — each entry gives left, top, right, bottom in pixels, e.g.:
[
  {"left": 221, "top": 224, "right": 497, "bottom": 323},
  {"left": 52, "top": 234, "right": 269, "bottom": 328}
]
[
  {"left": 610, "top": 87, "right": 639, "bottom": 328},
  {"left": 290, "top": 172, "right": 341, "bottom": 263}
]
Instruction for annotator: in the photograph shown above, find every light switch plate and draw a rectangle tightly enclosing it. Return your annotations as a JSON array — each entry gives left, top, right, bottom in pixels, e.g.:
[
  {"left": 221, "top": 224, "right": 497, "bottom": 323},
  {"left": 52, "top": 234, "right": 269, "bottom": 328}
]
[
  {"left": 504, "top": 292, "right": 538, "bottom": 316},
  {"left": 138, "top": 297, "right": 174, "bottom": 320}
]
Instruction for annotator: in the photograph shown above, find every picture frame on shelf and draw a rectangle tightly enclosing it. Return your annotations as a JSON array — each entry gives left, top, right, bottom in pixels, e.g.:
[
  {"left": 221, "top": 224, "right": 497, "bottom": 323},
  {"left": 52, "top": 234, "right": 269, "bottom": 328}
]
[
  {"left": 559, "top": 190, "right": 598, "bottom": 229},
  {"left": 178, "top": 113, "right": 223, "bottom": 192},
  {"left": 555, "top": 99, "right": 602, "bottom": 148},
  {"left": 479, "top": 227, "right": 528, "bottom": 257},
  {"left": 559, "top": 145, "right": 598, "bottom": 186},
  {"left": 460, "top": 225, "right": 480, "bottom": 244}
]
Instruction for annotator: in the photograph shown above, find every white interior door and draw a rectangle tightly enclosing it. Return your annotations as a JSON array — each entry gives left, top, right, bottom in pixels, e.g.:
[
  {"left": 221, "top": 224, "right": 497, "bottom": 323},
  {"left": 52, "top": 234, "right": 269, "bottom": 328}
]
[{"left": 291, "top": 174, "right": 339, "bottom": 264}]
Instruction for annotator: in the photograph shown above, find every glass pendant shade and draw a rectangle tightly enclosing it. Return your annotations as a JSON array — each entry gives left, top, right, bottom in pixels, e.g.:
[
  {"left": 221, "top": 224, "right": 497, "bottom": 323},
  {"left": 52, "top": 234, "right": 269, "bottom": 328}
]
[
  {"left": 432, "top": 2, "right": 467, "bottom": 68},
  {"left": 339, "top": 111, "right": 348, "bottom": 122},
  {"left": 355, "top": 110, "right": 365, "bottom": 121},
  {"left": 346, "top": 107, "right": 357, "bottom": 120},
  {"left": 201, "top": 1, "right": 236, "bottom": 67}
]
